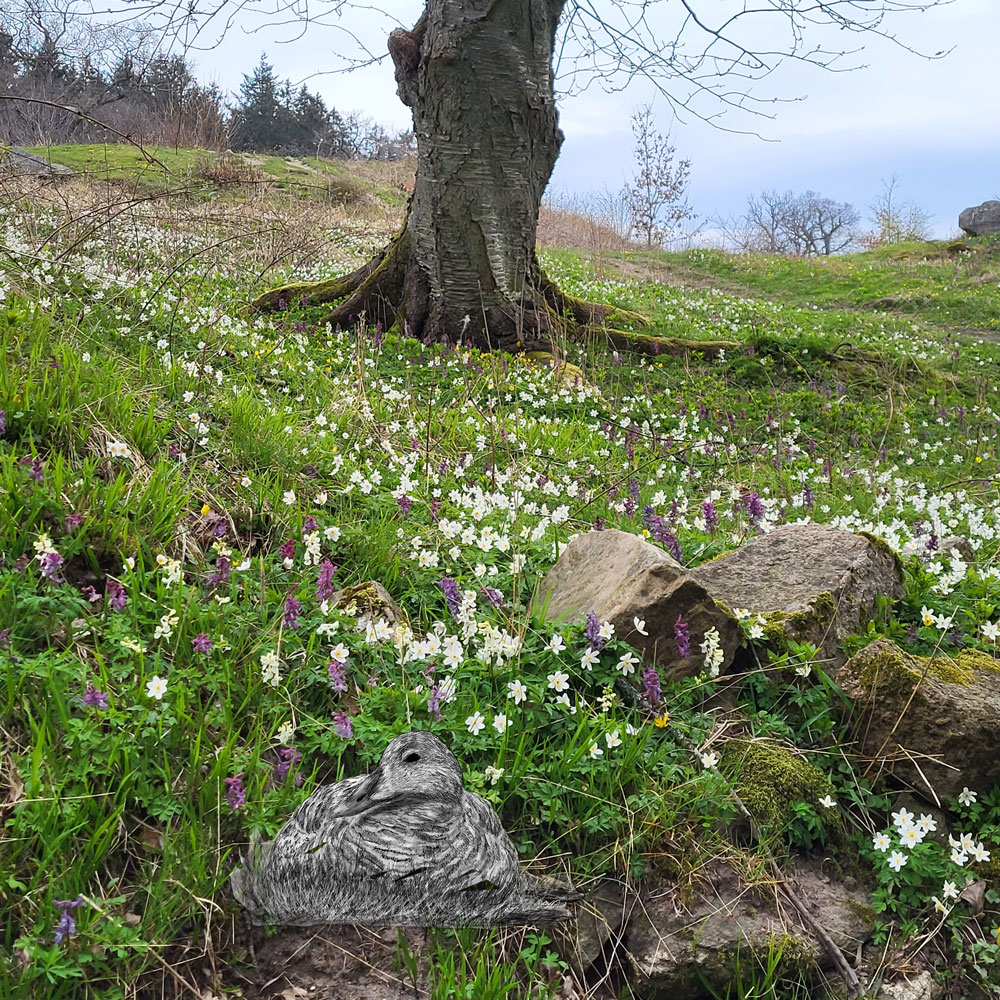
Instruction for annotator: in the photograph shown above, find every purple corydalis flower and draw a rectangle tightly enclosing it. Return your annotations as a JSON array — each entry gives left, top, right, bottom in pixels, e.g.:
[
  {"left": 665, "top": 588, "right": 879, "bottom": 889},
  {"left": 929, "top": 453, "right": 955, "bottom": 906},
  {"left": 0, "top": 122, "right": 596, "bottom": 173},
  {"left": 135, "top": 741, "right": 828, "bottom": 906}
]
[
  {"left": 284, "top": 595, "right": 301, "bottom": 628},
  {"left": 327, "top": 657, "right": 347, "bottom": 692},
  {"left": 481, "top": 587, "right": 505, "bottom": 608},
  {"left": 80, "top": 585, "right": 102, "bottom": 603},
  {"left": 439, "top": 578, "right": 462, "bottom": 617},
  {"left": 427, "top": 687, "right": 442, "bottom": 720},
  {"left": 38, "top": 551, "right": 65, "bottom": 582},
  {"left": 224, "top": 774, "right": 246, "bottom": 811},
  {"left": 302, "top": 516, "right": 318, "bottom": 533},
  {"left": 802, "top": 485, "right": 815, "bottom": 510},
  {"left": 585, "top": 611, "right": 606, "bottom": 652},
  {"left": 702, "top": 501, "right": 719, "bottom": 533},
  {"left": 167, "top": 442, "right": 184, "bottom": 460},
  {"left": 674, "top": 615, "right": 691, "bottom": 658},
  {"left": 106, "top": 579, "right": 128, "bottom": 611},
  {"left": 0, "top": 628, "right": 10, "bottom": 648},
  {"left": 316, "top": 559, "right": 337, "bottom": 602},
  {"left": 81, "top": 685, "right": 109, "bottom": 709},
  {"left": 0, "top": 409, "right": 5, "bottom": 435},
  {"left": 52, "top": 897, "right": 85, "bottom": 945},
  {"left": 273, "top": 746, "right": 302, "bottom": 784},
  {"left": 209, "top": 553, "right": 231, "bottom": 586},
  {"left": 332, "top": 711, "right": 353, "bottom": 738},
  {"left": 743, "top": 492, "right": 765, "bottom": 527},
  {"left": 21, "top": 456, "right": 45, "bottom": 484},
  {"left": 397, "top": 494, "right": 413, "bottom": 517},
  {"left": 642, "top": 667, "right": 662, "bottom": 706},
  {"left": 65, "top": 513, "right": 84, "bottom": 532},
  {"left": 279, "top": 538, "right": 296, "bottom": 562},
  {"left": 192, "top": 633, "right": 212, "bottom": 654}
]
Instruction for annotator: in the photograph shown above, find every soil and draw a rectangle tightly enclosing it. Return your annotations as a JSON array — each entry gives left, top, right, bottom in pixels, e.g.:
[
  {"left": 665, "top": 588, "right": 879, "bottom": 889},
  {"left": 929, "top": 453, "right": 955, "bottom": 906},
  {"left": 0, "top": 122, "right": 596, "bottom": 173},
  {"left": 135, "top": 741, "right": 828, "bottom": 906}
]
[{"left": 224, "top": 923, "right": 431, "bottom": 999}]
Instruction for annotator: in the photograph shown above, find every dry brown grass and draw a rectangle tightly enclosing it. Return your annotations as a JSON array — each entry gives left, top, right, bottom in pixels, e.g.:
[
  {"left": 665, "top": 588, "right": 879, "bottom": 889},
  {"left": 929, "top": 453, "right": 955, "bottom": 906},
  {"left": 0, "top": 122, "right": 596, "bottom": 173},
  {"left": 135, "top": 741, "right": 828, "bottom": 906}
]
[{"left": 537, "top": 201, "right": 638, "bottom": 253}]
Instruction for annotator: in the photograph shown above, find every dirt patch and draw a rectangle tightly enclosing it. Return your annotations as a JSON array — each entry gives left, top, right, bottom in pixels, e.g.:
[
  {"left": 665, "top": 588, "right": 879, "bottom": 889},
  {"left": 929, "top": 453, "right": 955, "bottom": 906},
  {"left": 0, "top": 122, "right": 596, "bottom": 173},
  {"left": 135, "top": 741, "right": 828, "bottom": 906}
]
[
  {"left": 599, "top": 254, "right": 749, "bottom": 294},
  {"left": 226, "top": 923, "right": 427, "bottom": 999}
]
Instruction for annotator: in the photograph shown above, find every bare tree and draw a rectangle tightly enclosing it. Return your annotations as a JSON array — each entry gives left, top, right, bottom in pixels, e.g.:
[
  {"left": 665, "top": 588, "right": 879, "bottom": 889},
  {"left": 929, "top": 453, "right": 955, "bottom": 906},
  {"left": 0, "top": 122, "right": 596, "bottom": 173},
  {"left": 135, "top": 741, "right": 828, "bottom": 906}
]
[
  {"left": 8, "top": 0, "right": 954, "bottom": 351},
  {"left": 626, "top": 104, "right": 694, "bottom": 250},
  {"left": 862, "top": 173, "right": 933, "bottom": 247},
  {"left": 725, "top": 189, "right": 858, "bottom": 256}
]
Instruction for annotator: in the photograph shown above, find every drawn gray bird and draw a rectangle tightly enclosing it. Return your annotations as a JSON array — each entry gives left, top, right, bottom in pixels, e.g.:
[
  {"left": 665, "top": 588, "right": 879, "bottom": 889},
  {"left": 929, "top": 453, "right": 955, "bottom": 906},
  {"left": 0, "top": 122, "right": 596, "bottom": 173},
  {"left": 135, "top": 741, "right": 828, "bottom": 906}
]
[{"left": 230, "top": 730, "right": 584, "bottom": 927}]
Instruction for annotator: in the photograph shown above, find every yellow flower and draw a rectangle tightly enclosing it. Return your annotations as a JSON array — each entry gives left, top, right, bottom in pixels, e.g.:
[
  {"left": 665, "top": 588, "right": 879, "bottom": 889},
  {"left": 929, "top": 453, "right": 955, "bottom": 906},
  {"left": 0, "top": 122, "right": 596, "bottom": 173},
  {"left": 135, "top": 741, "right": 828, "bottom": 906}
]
[
  {"left": 642, "top": 529, "right": 650, "bottom": 538},
  {"left": 975, "top": 456, "right": 983, "bottom": 463},
  {"left": 654, "top": 713, "right": 670, "bottom": 728},
  {"left": 201, "top": 504, "right": 212, "bottom": 516}
]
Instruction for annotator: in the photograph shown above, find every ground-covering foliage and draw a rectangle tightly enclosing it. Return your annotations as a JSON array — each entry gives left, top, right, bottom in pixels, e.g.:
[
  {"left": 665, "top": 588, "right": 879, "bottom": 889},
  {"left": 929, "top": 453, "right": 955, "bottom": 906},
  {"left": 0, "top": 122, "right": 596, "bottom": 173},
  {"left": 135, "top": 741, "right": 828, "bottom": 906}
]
[{"left": 2, "top": 148, "right": 1000, "bottom": 999}]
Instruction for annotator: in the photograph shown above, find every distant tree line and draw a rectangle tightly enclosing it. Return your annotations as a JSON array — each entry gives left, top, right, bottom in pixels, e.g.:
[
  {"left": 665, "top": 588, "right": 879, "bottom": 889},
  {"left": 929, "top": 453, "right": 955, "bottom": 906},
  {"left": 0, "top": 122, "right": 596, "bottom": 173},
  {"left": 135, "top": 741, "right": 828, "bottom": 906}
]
[
  {"left": 0, "top": 8, "right": 413, "bottom": 158},
  {"left": 717, "top": 176, "right": 933, "bottom": 255}
]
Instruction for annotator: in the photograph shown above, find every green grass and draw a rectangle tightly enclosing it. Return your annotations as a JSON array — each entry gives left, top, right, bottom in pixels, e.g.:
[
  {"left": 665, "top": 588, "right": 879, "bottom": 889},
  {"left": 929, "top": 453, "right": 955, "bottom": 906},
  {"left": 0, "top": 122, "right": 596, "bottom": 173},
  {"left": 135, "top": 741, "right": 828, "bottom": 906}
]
[
  {"left": 21, "top": 143, "right": 384, "bottom": 205},
  {"left": 606, "top": 238, "right": 1000, "bottom": 334},
  {"left": 2, "top": 155, "right": 1000, "bottom": 998}
]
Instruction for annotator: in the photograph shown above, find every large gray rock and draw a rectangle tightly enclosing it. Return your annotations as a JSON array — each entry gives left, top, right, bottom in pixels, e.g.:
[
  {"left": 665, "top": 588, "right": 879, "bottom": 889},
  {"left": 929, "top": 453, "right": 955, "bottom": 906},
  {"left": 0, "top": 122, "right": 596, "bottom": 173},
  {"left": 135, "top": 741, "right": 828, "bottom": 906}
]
[
  {"left": 689, "top": 524, "right": 903, "bottom": 673},
  {"left": 534, "top": 529, "right": 742, "bottom": 679},
  {"left": 959, "top": 200, "right": 1000, "bottom": 236},
  {"left": 3, "top": 146, "right": 74, "bottom": 179},
  {"left": 625, "top": 858, "right": 873, "bottom": 999},
  {"left": 838, "top": 638, "right": 1000, "bottom": 803}
]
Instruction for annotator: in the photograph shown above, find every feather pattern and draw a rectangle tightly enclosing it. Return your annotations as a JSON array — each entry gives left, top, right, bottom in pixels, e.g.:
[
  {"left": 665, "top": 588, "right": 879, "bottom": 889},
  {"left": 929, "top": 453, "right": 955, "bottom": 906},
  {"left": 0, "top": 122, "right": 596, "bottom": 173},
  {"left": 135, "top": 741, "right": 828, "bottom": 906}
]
[{"left": 230, "top": 730, "right": 583, "bottom": 926}]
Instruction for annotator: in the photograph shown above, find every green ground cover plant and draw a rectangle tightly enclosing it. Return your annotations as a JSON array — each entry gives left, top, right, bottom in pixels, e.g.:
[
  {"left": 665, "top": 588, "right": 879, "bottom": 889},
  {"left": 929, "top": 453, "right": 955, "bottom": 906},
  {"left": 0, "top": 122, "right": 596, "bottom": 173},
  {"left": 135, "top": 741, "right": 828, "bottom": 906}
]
[{"left": 1, "top": 150, "right": 999, "bottom": 998}]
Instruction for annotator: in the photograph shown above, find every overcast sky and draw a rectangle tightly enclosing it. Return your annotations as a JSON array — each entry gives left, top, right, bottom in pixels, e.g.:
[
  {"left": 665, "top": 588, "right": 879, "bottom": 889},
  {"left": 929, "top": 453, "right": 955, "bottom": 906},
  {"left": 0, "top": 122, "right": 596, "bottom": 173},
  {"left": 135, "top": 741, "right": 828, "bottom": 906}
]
[{"left": 188, "top": 0, "right": 999, "bottom": 238}]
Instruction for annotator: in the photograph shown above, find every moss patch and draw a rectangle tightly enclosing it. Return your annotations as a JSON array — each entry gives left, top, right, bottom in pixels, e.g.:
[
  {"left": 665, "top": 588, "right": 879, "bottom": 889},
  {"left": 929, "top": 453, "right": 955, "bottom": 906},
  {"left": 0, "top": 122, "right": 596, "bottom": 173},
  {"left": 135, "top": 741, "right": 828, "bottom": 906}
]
[
  {"left": 334, "top": 581, "right": 400, "bottom": 622},
  {"left": 847, "top": 640, "right": 996, "bottom": 697},
  {"left": 758, "top": 591, "right": 838, "bottom": 655},
  {"left": 722, "top": 739, "right": 835, "bottom": 836},
  {"left": 857, "top": 530, "right": 904, "bottom": 577}
]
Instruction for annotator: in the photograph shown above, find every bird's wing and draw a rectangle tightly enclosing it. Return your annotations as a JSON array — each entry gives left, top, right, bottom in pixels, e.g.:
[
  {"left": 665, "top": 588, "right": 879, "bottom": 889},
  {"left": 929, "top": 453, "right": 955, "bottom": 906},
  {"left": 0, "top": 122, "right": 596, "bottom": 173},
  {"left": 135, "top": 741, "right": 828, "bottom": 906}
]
[{"left": 452, "top": 790, "right": 521, "bottom": 889}]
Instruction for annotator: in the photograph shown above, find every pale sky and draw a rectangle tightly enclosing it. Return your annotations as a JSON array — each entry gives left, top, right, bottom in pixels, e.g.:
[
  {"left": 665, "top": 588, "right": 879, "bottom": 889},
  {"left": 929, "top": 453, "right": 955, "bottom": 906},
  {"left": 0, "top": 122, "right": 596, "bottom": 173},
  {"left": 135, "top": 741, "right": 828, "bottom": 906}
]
[{"left": 184, "top": 0, "right": 999, "bottom": 238}]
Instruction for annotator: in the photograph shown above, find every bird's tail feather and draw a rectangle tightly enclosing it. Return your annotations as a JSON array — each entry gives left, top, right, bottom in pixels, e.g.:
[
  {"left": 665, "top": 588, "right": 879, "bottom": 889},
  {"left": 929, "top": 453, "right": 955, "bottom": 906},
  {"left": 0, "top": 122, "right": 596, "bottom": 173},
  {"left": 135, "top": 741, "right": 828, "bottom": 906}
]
[{"left": 230, "top": 831, "right": 273, "bottom": 915}]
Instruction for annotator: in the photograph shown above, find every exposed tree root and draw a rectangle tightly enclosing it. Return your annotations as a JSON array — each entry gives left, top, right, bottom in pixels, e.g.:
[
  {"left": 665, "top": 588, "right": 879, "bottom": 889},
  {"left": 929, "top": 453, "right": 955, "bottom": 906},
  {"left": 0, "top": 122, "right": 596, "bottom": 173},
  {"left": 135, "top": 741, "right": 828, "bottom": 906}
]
[
  {"left": 538, "top": 262, "right": 649, "bottom": 331},
  {"left": 601, "top": 329, "right": 739, "bottom": 358},
  {"left": 250, "top": 235, "right": 735, "bottom": 363}
]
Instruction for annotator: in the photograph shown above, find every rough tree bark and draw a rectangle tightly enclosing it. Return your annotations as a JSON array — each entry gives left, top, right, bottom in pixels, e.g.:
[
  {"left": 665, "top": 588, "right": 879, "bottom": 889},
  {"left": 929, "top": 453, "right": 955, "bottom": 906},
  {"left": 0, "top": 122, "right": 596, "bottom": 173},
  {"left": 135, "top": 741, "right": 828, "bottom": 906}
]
[{"left": 252, "top": 0, "right": 646, "bottom": 352}]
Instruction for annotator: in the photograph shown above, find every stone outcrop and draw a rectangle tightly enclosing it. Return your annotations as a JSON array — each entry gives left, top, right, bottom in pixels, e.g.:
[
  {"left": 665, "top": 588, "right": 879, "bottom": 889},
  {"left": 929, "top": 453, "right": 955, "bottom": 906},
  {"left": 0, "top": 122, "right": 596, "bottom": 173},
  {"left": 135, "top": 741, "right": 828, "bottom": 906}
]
[
  {"left": 838, "top": 638, "right": 1000, "bottom": 803},
  {"left": 2, "top": 146, "right": 74, "bottom": 179},
  {"left": 533, "top": 528, "right": 741, "bottom": 679},
  {"left": 624, "top": 858, "right": 873, "bottom": 999},
  {"left": 959, "top": 200, "right": 1000, "bottom": 236},
  {"left": 535, "top": 524, "right": 904, "bottom": 679},
  {"left": 689, "top": 523, "right": 903, "bottom": 673}
]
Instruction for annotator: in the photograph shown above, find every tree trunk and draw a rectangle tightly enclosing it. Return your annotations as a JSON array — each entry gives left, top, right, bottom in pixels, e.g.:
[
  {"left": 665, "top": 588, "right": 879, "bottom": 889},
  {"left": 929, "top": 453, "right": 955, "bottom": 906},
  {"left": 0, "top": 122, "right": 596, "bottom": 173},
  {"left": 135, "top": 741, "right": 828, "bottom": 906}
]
[{"left": 255, "top": 0, "right": 571, "bottom": 352}]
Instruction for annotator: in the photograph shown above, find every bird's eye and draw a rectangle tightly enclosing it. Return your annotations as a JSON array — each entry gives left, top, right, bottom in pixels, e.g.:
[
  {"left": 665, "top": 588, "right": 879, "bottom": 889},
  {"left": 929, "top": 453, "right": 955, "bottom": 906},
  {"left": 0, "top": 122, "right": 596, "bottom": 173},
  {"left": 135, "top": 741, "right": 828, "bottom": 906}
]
[{"left": 403, "top": 752, "right": 421, "bottom": 763}]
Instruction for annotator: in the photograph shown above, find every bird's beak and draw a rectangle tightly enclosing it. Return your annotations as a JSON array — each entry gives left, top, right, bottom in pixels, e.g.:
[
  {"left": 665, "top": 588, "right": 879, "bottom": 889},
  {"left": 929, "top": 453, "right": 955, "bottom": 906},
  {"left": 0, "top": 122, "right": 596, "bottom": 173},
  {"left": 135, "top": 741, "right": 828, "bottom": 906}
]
[{"left": 335, "top": 763, "right": 385, "bottom": 818}]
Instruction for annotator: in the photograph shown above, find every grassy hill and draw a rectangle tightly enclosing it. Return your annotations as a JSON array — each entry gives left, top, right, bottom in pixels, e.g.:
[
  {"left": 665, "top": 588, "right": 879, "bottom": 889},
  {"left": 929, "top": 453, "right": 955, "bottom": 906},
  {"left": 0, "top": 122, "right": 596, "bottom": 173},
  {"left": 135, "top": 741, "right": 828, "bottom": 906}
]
[{"left": 1, "top": 146, "right": 999, "bottom": 999}]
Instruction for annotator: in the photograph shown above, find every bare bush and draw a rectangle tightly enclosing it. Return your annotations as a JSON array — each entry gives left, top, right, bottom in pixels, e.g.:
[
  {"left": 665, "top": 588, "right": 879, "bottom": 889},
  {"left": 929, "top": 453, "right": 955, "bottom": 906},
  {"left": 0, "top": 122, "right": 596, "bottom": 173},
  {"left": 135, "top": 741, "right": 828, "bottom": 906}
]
[
  {"left": 860, "top": 174, "right": 933, "bottom": 248},
  {"left": 626, "top": 104, "right": 694, "bottom": 249}
]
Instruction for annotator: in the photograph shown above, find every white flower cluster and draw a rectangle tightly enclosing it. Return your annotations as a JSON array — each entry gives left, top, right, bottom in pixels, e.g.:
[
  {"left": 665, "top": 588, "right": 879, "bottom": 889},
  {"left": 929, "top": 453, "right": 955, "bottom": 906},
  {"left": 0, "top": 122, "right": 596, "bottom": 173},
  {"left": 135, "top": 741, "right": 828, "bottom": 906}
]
[{"left": 700, "top": 627, "right": 723, "bottom": 677}]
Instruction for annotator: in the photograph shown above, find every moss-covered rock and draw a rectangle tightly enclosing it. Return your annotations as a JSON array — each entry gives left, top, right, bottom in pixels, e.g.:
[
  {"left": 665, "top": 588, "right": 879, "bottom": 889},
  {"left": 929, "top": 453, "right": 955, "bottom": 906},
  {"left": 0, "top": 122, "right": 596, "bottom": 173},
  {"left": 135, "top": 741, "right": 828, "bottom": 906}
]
[
  {"left": 839, "top": 638, "right": 1000, "bottom": 803},
  {"left": 722, "top": 738, "right": 838, "bottom": 844},
  {"left": 329, "top": 580, "right": 404, "bottom": 627},
  {"left": 690, "top": 523, "right": 903, "bottom": 674},
  {"left": 625, "top": 858, "right": 873, "bottom": 999}
]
